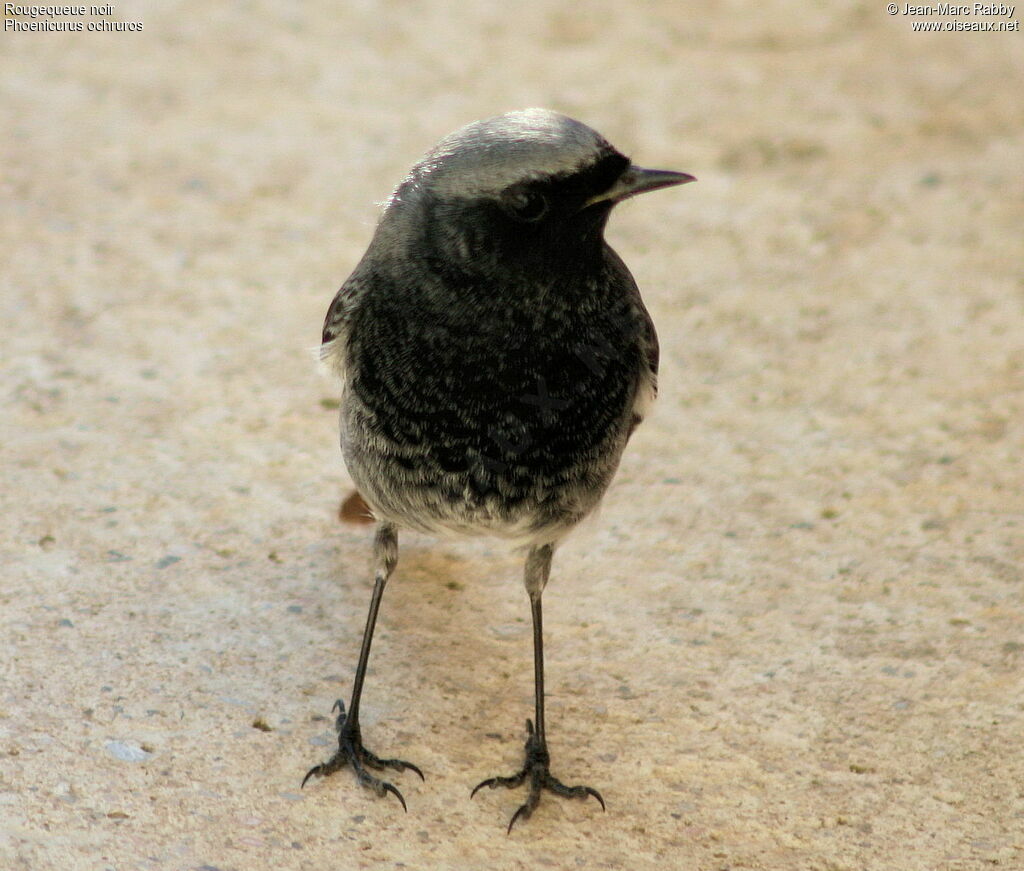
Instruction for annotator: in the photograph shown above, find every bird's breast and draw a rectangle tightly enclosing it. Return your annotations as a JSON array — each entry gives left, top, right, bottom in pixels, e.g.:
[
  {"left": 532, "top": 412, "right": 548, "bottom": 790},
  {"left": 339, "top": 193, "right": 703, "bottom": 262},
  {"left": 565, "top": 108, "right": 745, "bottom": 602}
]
[{"left": 340, "top": 288, "right": 645, "bottom": 539}]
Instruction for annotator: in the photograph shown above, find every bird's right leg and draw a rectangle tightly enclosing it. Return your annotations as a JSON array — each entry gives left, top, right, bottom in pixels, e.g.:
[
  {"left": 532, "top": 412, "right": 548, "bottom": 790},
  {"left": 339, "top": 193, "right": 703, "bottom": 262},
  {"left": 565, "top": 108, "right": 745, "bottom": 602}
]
[{"left": 302, "top": 522, "right": 423, "bottom": 810}]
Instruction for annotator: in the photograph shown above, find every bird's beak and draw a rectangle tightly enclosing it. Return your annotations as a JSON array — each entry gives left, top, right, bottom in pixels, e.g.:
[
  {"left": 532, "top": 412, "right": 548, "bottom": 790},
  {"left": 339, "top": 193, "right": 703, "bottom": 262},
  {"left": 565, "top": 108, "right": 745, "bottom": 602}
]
[{"left": 585, "top": 165, "right": 696, "bottom": 208}]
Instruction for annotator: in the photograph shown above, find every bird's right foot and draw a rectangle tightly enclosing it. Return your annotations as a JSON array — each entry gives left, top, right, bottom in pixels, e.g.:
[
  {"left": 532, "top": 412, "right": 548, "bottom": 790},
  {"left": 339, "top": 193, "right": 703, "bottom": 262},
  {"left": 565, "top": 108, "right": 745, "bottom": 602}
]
[{"left": 301, "top": 699, "right": 424, "bottom": 811}]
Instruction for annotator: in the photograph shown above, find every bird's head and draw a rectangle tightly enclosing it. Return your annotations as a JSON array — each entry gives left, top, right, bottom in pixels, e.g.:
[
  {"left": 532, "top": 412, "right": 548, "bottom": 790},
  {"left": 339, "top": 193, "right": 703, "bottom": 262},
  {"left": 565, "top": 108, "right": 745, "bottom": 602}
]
[{"left": 377, "top": 109, "right": 694, "bottom": 279}]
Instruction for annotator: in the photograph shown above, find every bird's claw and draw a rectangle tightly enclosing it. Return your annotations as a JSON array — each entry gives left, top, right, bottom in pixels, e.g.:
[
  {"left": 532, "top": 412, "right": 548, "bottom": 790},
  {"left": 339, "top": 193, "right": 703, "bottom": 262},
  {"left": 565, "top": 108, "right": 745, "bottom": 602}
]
[
  {"left": 471, "top": 719, "right": 605, "bottom": 833},
  {"left": 302, "top": 698, "right": 423, "bottom": 810}
]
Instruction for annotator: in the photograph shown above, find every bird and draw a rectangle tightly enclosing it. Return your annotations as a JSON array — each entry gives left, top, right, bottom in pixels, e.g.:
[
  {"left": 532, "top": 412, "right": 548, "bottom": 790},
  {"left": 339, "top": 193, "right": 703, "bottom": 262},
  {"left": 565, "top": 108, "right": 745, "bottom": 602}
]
[{"left": 302, "top": 108, "right": 694, "bottom": 831}]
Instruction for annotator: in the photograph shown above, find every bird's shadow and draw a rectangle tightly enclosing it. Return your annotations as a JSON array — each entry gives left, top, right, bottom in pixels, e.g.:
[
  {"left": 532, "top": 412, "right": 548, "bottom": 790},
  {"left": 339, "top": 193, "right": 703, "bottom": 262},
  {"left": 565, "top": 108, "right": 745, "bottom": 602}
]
[{"left": 318, "top": 530, "right": 532, "bottom": 751}]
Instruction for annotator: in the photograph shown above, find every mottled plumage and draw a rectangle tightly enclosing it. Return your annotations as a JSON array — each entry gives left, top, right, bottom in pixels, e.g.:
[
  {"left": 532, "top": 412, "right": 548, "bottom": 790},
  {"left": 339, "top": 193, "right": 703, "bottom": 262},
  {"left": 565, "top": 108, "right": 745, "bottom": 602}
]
[{"left": 304, "top": 109, "right": 693, "bottom": 830}]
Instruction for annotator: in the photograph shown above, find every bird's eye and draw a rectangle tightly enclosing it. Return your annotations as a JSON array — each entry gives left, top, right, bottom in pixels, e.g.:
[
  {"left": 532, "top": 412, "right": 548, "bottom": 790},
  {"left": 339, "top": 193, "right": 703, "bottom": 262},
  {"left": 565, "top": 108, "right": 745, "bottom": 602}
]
[{"left": 501, "top": 186, "right": 549, "bottom": 223}]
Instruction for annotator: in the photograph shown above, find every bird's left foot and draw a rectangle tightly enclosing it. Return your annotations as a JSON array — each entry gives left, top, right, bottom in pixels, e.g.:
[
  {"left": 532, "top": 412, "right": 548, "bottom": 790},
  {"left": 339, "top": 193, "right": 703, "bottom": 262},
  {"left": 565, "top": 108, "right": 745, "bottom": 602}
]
[{"left": 470, "top": 719, "right": 605, "bottom": 832}]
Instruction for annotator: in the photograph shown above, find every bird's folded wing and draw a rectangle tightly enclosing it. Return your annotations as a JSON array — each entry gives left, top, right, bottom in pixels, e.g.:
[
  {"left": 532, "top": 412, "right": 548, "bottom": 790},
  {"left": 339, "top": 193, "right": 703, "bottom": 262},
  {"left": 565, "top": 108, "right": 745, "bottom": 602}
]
[{"left": 320, "top": 274, "right": 368, "bottom": 377}]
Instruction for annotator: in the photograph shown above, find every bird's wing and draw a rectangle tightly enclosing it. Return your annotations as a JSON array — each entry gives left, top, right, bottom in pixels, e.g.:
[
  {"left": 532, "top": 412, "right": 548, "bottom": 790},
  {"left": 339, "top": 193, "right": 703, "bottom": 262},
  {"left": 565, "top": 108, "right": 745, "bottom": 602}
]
[
  {"left": 631, "top": 303, "right": 660, "bottom": 430},
  {"left": 605, "top": 244, "right": 660, "bottom": 433},
  {"left": 319, "top": 273, "right": 367, "bottom": 377}
]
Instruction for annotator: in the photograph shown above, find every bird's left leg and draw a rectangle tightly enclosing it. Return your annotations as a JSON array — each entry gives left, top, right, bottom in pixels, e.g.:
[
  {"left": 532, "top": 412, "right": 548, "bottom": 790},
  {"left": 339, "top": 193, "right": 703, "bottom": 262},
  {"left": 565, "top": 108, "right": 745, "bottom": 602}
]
[{"left": 471, "top": 543, "right": 605, "bottom": 831}]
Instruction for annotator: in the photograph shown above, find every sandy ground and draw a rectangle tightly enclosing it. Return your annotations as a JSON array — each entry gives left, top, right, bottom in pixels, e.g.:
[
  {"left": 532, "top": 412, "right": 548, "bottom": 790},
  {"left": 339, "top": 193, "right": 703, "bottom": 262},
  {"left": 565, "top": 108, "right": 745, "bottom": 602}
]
[{"left": 3, "top": 1, "right": 1023, "bottom": 869}]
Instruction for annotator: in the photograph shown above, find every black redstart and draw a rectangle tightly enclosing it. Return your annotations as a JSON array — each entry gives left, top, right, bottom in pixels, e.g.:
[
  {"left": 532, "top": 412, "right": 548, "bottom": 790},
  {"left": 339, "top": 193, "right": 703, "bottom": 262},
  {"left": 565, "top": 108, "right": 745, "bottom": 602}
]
[{"left": 303, "top": 108, "right": 694, "bottom": 830}]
